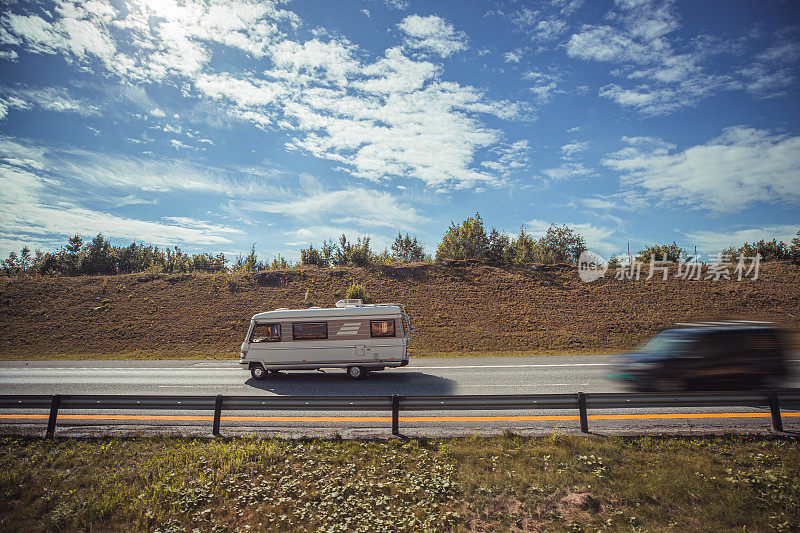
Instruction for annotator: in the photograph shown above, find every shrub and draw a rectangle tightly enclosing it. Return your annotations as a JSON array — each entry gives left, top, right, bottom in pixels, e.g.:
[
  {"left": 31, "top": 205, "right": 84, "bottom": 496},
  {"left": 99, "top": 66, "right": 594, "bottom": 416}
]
[
  {"left": 370, "top": 248, "right": 401, "bottom": 266},
  {"left": 232, "top": 244, "right": 264, "bottom": 273},
  {"left": 332, "top": 235, "right": 372, "bottom": 266},
  {"left": 300, "top": 245, "right": 320, "bottom": 266},
  {"left": 736, "top": 239, "right": 791, "bottom": 262},
  {"left": 319, "top": 240, "right": 334, "bottom": 267},
  {"left": 637, "top": 242, "right": 685, "bottom": 263},
  {"left": 81, "top": 234, "right": 116, "bottom": 275},
  {"left": 791, "top": 230, "right": 800, "bottom": 265},
  {"left": 391, "top": 233, "right": 426, "bottom": 263},
  {"left": 350, "top": 236, "right": 371, "bottom": 266},
  {"left": 540, "top": 224, "right": 587, "bottom": 264},
  {"left": 435, "top": 212, "right": 489, "bottom": 261},
  {"left": 269, "top": 257, "right": 291, "bottom": 270},
  {"left": 509, "top": 225, "right": 542, "bottom": 264},
  {"left": 485, "top": 228, "right": 511, "bottom": 265},
  {"left": 345, "top": 281, "right": 370, "bottom": 302}
]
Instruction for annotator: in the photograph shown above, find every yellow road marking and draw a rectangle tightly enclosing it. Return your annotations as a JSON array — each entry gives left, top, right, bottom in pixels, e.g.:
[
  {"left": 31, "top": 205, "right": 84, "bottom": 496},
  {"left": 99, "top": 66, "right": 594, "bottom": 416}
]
[{"left": 0, "top": 412, "right": 798, "bottom": 423}]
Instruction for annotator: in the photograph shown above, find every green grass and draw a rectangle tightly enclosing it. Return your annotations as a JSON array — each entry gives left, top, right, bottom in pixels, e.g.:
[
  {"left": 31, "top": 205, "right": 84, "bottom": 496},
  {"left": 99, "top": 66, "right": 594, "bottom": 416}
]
[{"left": 1, "top": 434, "right": 798, "bottom": 532}]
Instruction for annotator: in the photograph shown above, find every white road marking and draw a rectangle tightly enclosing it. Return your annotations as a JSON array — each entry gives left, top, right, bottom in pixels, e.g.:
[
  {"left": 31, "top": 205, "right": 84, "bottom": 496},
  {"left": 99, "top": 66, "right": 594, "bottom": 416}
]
[{"left": 409, "top": 363, "right": 612, "bottom": 369}]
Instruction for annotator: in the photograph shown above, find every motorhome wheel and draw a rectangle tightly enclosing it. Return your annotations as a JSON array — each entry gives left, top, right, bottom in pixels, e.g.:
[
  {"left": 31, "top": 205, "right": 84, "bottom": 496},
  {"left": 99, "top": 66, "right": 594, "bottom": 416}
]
[
  {"left": 250, "top": 364, "right": 266, "bottom": 380},
  {"left": 347, "top": 366, "right": 365, "bottom": 380}
]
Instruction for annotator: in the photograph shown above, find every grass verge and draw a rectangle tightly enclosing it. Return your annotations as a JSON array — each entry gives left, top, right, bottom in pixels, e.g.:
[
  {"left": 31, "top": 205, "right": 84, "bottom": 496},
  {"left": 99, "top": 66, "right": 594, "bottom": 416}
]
[
  {"left": 0, "top": 348, "right": 623, "bottom": 361},
  {"left": 1, "top": 434, "right": 798, "bottom": 532}
]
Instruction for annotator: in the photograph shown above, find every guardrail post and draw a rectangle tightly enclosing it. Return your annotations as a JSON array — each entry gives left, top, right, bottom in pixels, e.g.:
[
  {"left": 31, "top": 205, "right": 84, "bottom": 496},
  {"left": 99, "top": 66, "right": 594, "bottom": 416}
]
[
  {"left": 768, "top": 392, "right": 783, "bottom": 432},
  {"left": 46, "top": 394, "right": 61, "bottom": 438},
  {"left": 391, "top": 394, "right": 400, "bottom": 436},
  {"left": 577, "top": 392, "right": 588, "bottom": 433},
  {"left": 212, "top": 395, "right": 223, "bottom": 436}
]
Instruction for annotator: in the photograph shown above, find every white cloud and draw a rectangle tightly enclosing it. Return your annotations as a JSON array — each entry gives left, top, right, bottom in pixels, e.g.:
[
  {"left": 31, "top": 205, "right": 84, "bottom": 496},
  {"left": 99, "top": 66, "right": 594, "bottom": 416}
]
[
  {"left": 503, "top": 51, "right": 521, "bottom": 63},
  {"left": 565, "top": 1, "right": 742, "bottom": 114},
  {"left": 240, "top": 188, "right": 426, "bottom": 230},
  {"left": 0, "top": 85, "right": 99, "bottom": 119},
  {"left": 735, "top": 39, "right": 800, "bottom": 98},
  {"left": 524, "top": 218, "right": 617, "bottom": 246},
  {"left": 532, "top": 19, "right": 568, "bottom": 41},
  {"left": 541, "top": 162, "right": 593, "bottom": 180},
  {"left": 0, "top": 136, "right": 268, "bottom": 197},
  {"left": 603, "top": 126, "right": 800, "bottom": 212},
  {"left": 480, "top": 140, "right": 531, "bottom": 177},
  {"left": 1, "top": 3, "right": 119, "bottom": 73},
  {"left": 508, "top": 8, "right": 569, "bottom": 41},
  {"left": 1, "top": 1, "right": 525, "bottom": 193},
  {"left": 0, "top": 162, "right": 242, "bottom": 250},
  {"left": 195, "top": 73, "right": 284, "bottom": 108},
  {"left": 579, "top": 197, "right": 617, "bottom": 210},
  {"left": 680, "top": 225, "right": 800, "bottom": 247},
  {"left": 566, "top": 25, "right": 652, "bottom": 63},
  {"left": 385, "top": 0, "right": 409, "bottom": 10},
  {"left": 522, "top": 70, "right": 561, "bottom": 103},
  {"left": 560, "top": 141, "right": 588, "bottom": 158},
  {"left": 269, "top": 38, "right": 360, "bottom": 84},
  {"left": 397, "top": 14, "right": 467, "bottom": 58}
]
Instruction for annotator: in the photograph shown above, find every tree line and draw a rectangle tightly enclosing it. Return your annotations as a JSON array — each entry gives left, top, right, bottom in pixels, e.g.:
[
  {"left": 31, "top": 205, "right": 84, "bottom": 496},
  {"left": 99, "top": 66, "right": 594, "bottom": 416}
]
[
  {"left": 3, "top": 215, "right": 799, "bottom": 277},
  {"left": 0, "top": 235, "right": 289, "bottom": 277}
]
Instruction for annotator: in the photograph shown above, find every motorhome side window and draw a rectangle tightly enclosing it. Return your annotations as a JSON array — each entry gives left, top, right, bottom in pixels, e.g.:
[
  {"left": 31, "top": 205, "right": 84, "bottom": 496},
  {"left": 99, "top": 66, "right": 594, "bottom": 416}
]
[
  {"left": 370, "top": 319, "right": 395, "bottom": 338},
  {"left": 251, "top": 323, "right": 281, "bottom": 343},
  {"left": 292, "top": 322, "right": 328, "bottom": 340}
]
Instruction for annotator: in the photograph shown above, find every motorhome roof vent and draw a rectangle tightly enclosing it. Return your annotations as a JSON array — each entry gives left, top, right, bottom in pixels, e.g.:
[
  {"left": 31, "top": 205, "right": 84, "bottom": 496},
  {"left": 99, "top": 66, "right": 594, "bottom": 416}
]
[{"left": 335, "top": 299, "right": 363, "bottom": 308}]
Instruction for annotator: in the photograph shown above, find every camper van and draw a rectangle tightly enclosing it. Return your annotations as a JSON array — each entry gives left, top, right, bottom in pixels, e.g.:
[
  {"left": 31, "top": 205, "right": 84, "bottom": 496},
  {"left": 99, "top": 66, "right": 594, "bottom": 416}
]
[{"left": 240, "top": 299, "right": 413, "bottom": 380}]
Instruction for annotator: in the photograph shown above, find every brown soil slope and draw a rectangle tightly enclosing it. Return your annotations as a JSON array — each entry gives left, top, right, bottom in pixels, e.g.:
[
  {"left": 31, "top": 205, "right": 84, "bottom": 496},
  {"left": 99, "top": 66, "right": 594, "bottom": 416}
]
[{"left": 1, "top": 262, "right": 799, "bottom": 359}]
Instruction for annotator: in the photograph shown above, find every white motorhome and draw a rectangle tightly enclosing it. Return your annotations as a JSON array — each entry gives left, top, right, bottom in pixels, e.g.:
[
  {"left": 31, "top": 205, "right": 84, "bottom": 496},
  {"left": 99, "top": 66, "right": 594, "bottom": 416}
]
[{"left": 240, "top": 299, "right": 413, "bottom": 380}]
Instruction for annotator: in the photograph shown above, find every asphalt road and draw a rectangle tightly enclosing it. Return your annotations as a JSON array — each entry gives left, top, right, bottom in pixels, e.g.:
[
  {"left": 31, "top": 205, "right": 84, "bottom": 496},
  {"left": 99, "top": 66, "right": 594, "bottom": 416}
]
[{"left": 1, "top": 355, "right": 798, "bottom": 437}]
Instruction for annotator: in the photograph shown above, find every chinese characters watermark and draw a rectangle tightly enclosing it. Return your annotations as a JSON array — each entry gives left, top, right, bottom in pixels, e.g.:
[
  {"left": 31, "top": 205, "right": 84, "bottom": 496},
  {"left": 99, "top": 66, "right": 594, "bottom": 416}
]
[{"left": 577, "top": 251, "right": 761, "bottom": 283}]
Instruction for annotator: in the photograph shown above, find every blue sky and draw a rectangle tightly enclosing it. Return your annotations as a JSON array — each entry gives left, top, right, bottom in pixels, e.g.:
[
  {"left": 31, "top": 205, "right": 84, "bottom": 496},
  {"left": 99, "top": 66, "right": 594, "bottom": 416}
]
[{"left": 0, "top": 0, "right": 798, "bottom": 261}]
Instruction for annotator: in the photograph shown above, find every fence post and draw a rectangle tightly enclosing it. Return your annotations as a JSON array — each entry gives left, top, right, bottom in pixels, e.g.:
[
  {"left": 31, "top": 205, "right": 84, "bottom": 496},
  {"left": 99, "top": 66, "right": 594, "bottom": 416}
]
[
  {"left": 46, "top": 394, "right": 61, "bottom": 438},
  {"left": 391, "top": 394, "right": 400, "bottom": 436},
  {"left": 768, "top": 392, "right": 783, "bottom": 432},
  {"left": 577, "top": 392, "right": 589, "bottom": 433},
  {"left": 212, "top": 395, "right": 224, "bottom": 436}
]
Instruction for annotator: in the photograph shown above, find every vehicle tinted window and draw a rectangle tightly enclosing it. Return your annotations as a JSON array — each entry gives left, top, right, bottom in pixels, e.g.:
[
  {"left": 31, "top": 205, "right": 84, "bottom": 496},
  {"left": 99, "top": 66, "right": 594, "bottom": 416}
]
[
  {"left": 640, "top": 331, "right": 696, "bottom": 355},
  {"left": 292, "top": 322, "right": 328, "bottom": 340},
  {"left": 370, "top": 319, "right": 395, "bottom": 338},
  {"left": 251, "top": 323, "right": 281, "bottom": 343}
]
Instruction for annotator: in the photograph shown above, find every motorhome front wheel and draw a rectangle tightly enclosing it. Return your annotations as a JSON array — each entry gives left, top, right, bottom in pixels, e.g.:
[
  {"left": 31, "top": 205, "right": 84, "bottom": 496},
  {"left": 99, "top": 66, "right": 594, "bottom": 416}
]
[
  {"left": 250, "top": 364, "right": 266, "bottom": 380},
  {"left": 347, "top": 366, "right": 365, "bottom": 380}
]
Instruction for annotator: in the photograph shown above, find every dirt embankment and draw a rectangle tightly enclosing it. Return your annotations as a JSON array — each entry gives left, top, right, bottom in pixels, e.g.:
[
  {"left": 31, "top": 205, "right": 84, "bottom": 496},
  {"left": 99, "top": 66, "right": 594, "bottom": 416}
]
[{"left": 1, "top": 262, "right": 798, "bottom": 359}]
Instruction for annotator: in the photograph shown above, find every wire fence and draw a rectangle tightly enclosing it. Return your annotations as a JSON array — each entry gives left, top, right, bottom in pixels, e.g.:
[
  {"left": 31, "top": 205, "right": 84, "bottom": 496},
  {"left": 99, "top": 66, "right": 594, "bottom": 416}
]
[{"left": 585, "top": 242, "right": 748, "bottom": 265}]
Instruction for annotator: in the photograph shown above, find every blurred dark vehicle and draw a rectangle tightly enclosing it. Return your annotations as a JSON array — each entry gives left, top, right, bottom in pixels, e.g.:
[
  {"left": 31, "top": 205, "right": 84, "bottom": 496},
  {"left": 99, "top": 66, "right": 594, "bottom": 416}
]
[{"left": 610, "top": 323, "right": 789, "bottom": 391}]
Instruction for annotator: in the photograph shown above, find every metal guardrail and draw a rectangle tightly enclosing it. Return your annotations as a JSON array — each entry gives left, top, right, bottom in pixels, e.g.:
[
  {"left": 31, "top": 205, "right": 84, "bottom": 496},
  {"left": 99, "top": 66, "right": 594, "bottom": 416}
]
[{"left": 0, "top": 390, "right": 797, "bottom": 437}]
